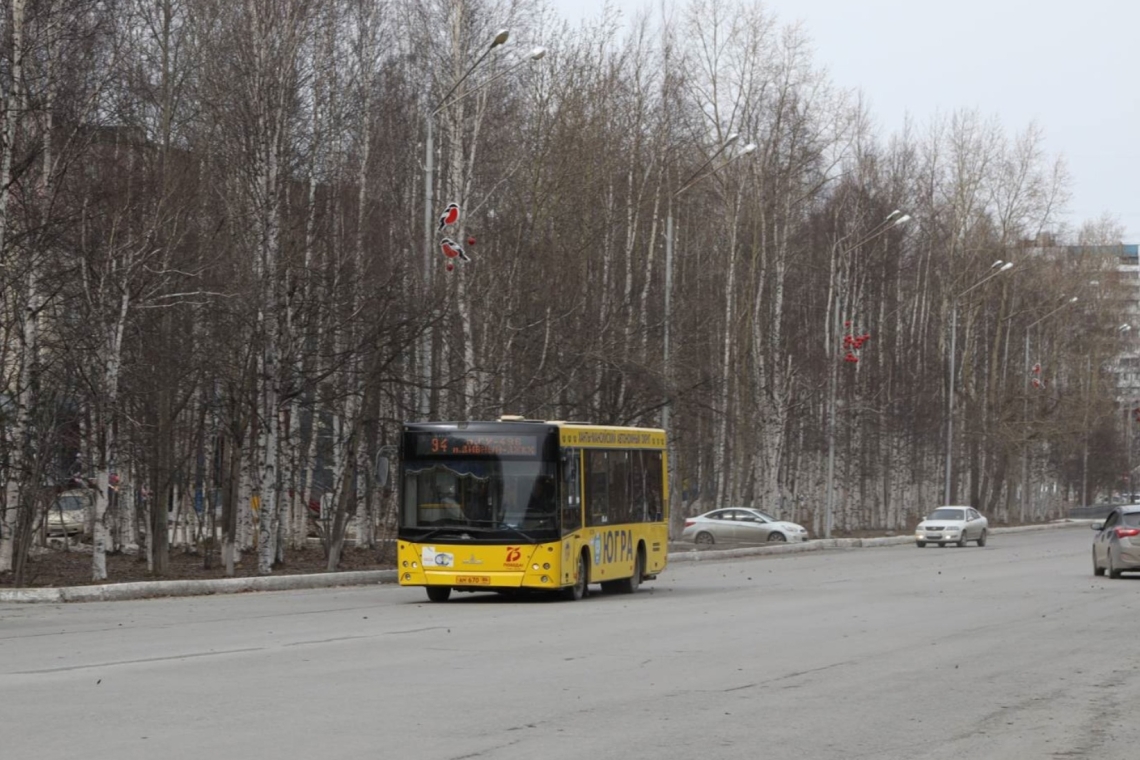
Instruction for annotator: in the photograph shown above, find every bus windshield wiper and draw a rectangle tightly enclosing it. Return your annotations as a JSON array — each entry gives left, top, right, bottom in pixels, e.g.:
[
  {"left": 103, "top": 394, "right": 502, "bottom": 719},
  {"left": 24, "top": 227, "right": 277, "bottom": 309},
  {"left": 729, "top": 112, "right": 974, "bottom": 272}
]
[
  {"left": 410, "top": 525, "right": 497, "bottom": 540},
  {"left": 406, "top": 523, "right": 537, "bottom": 541},
  {"left": 496, "top": 525, "right": 537, "bottom": 542}
]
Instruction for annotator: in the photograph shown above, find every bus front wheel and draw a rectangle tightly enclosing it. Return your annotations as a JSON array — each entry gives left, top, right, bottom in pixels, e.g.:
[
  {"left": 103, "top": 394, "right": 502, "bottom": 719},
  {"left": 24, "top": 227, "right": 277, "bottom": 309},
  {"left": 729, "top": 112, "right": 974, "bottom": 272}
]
[
  {"left": 562, "top": 553, "right": 588, "bottom": 601},
  {"left": 426, "top": 586, "right": 452, "bottom": 602}
]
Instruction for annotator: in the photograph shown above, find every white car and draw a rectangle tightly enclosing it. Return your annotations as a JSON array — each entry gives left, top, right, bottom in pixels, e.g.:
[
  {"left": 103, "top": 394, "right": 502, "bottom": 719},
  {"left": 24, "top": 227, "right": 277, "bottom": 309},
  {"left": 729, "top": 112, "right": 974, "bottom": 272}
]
[
  {"left": 915, "top": 506, "right": 988, "bottom": 547},
  {"left": 46, "top": 489, "right": 90, "bottom": 537},
  {"left": 681, "top": 508, "right": 809, "bottom": 545}
]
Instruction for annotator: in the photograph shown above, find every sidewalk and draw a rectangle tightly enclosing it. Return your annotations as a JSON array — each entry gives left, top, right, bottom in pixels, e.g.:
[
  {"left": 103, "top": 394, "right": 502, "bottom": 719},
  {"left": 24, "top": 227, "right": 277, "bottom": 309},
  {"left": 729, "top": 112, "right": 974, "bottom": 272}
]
[{"left": 0, "top": 520, "right": 1088, "bottom": 604}]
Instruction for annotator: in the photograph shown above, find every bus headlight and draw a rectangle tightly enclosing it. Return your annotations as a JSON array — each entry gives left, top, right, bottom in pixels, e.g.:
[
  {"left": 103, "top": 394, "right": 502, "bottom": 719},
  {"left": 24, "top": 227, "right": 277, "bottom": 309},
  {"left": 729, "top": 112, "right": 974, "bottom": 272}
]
[{"left": 533, "top": 564, "right": 540, "bottom": 571}]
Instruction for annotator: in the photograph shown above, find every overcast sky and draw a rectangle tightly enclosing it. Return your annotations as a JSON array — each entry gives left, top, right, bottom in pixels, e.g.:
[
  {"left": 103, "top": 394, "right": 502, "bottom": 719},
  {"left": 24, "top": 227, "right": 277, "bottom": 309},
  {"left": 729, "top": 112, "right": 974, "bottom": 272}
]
[{"left": 546, "top": 0, "right": 1140, "bottom": 242}]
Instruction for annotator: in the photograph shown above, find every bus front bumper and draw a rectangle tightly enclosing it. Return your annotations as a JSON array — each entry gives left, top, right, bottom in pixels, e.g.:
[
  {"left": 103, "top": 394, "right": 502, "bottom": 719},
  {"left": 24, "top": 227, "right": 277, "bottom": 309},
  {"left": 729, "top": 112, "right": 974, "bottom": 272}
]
[{"left": 399, "top": 568, "right": 563, "bottom": 591}]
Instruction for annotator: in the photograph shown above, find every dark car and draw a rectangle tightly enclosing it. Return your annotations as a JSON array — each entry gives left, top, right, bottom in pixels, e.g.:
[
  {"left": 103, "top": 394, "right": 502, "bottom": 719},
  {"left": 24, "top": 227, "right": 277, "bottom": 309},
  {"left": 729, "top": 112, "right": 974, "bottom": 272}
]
[{"left": 1091, "top": 505, "right": 1140, "bottom": 578}]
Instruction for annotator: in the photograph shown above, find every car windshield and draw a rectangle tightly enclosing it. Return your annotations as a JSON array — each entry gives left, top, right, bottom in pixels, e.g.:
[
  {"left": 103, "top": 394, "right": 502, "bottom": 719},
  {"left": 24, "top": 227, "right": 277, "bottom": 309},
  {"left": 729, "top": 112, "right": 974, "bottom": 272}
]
[
  {"left": 928, "top": 508, "right": 965, "bottom": 521},
  {"left": 55, "top": 493, "right": 87, "bottom": 513}
]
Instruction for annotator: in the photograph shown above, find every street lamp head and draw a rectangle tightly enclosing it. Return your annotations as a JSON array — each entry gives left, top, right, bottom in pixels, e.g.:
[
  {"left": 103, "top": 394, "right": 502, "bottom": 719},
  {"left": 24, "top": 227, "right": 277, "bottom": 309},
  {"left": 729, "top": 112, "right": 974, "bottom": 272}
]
[
  {"left": 999, "top": 262, "right": 1014, "bottom": 271},
  {"left": 991, "top": 260, "right": 1005, "bottom": 268},
  {"left": 887, "top": 209, "right": 901, "bottom": 220},
  {"left": 894, "top": 213, "right": 912, "bottom": 225},
  {"left": 1068, "top": 296, "right": 1079, "bottom": 303},
  {"left": 1120, "top": 324, "right": 1132, "bottom": 333},
  {"left": 529, "top": 46, "right": 547, "bottom": 60},
  {"left": 741, "top": 142, "right": 758, "bottom": 155},
  {"left": 491, "top": 28, "right": 510, "bottom": 48},
  {"left": 724, "top": 132, "right": 740, "bottom": 146}
]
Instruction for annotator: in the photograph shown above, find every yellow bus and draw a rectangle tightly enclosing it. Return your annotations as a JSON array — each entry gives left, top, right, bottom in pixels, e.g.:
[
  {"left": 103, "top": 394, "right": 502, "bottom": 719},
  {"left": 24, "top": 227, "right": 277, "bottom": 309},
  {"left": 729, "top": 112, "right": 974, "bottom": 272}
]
[{"left": 396, "top": 418, "right": 668, "bottom": 602}]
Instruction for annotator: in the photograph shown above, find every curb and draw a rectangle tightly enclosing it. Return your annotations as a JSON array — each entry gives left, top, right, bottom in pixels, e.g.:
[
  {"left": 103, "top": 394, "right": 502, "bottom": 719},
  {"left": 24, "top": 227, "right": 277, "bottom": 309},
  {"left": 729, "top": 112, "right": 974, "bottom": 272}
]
[
  {"left": 1, "top": 570, "right": 397, "bottom": 604},
  {"left": 0, "top": 520, "right": 1089, "bottom": 604},
  {"left": 669, "top": 520, "right": 1088, "bottom": 563}
]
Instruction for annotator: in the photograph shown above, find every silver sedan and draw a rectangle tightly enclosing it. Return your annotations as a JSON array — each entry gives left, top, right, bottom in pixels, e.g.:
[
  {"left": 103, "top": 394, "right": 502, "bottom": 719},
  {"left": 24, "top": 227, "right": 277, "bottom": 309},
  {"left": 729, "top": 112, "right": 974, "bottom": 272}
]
[
  {"left": 1092, "top": 505, "right": 1140, "bottom": 578},
  {"left": 915, "top": 506, "right": 988, "bottom": 547},
  {"left": 680, "top": 508, "right": 809, "bottom": 545}
]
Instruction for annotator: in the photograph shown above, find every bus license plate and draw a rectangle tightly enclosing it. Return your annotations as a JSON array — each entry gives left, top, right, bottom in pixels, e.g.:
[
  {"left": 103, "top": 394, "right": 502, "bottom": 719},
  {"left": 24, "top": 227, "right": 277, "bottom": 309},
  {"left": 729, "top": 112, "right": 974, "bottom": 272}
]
[{"left": 454, "top": 575, "right": 491, "bottom": 585}]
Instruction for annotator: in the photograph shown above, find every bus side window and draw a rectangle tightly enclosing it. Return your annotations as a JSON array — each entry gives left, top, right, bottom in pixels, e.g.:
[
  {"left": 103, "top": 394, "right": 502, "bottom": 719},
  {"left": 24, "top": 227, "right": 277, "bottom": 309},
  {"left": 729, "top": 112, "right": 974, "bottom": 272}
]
[
  {"left": 631, "top": 450, "right": 647, "bottom": 523},
  {"left": 645, "top": 451, "right": 663, "bottom": 522},
  {"left": 561, "top": 448, "right": 582, "bottom": 533},
  {"left": 586, "top": 450, "right": 609, "bottom": 526},
  {"left": 608, "top": 450, "right": 631, "bottom": 524}
]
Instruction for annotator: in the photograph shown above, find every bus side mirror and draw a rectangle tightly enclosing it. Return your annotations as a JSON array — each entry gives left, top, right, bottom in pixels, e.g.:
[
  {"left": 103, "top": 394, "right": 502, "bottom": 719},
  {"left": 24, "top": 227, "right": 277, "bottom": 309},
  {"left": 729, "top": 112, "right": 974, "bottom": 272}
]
[
  {"left": 375, "top": 455, "right": 391, "bottom": 489},
  {"left": 375, "top": 444, "right": 398, "bottom": 489}
]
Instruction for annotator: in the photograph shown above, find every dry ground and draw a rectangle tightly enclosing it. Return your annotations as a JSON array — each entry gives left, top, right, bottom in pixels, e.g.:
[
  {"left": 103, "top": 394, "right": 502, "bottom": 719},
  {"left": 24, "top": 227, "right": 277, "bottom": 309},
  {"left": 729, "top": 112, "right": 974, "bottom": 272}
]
[{"left": 1, "top": 543, "right": 395, "bottom": 588}]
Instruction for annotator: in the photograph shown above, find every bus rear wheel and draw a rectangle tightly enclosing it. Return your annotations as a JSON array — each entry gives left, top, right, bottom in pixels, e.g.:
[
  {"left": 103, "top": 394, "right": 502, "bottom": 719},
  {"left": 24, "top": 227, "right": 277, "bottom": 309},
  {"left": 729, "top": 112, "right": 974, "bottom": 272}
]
[
  {"left": 562, "top": 553, "right": 588, "bottom": 601},
  {"left": 614, "top": 549, "right": 642, "bottom": 594},
  {"left": 426, "top": 586, "right": 452, "bottom": 603}
]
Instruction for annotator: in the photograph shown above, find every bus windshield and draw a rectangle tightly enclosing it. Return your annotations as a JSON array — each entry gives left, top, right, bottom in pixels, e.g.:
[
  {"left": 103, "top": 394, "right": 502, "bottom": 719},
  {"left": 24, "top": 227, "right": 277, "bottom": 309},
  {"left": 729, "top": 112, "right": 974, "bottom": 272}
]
[{"left": 401, "top": 458, "right": 558, "bottom": 536}]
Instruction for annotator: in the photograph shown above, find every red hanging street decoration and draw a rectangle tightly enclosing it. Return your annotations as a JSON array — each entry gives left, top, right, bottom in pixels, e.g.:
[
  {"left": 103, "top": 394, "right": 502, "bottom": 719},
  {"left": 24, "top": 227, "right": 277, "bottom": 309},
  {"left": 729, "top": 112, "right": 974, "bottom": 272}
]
[
  {"left": 438, "top": 202, "right": 460, "bottom": 231},
  {"left": 445, "top": 262, "right": 455, "bottom": 272},
  {"left": 839, "top": 322, "right": 872, "bottom": 365},
  {"left": 440, "top": 237, "right": 470, "bottom": 263},
  {"left": 467, "top": 236, "right": 476, "bottom": 247}
]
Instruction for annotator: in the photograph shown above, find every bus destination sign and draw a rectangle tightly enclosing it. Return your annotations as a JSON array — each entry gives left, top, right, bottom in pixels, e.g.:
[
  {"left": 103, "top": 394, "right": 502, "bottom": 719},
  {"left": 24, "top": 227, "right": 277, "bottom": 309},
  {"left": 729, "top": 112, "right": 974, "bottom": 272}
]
[{"left": 413, "top": 433, "right": 541, "bottom": 457}]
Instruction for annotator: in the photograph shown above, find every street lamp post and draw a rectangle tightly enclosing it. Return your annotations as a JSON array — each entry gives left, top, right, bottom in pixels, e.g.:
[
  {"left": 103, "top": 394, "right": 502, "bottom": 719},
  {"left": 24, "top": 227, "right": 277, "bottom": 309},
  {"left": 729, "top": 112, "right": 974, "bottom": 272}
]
[
  {"left": 1079, "top": 323, "right": 1131, "bottom": 510},
  {"left": 661, "top": 135, "right": 755, "bottom": 534},
  {"left": 1126, "top": 322, "right": 1139, "bottom": 501},
  {"left": 662, "top": 134, "right": 756, "bottom": 435},
  {"left": 944, "top": 260, "right": 1014, "bottom": 505},
  {"left": 1021, "top": 296, "right": 1078, "bottom": 521},
  {"left": 1080, "top": 323, "right": 1135, "bottom": 508},
  {"left": 822, "top": 210, "right": 911, "bottom": 538},
  {"left": 1128, "top": 390, "right": 1137, "bottom": 503},
  {"left": 419, "top": 30, "right": 544, "bottom": 419}
]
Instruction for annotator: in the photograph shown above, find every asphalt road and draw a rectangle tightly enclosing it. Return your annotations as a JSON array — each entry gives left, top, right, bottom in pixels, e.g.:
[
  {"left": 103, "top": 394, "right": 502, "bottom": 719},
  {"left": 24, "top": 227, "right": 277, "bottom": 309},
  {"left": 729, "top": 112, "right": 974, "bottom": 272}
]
[{"left": 3, "top": 526, "right": 1138, "bottom": 760}]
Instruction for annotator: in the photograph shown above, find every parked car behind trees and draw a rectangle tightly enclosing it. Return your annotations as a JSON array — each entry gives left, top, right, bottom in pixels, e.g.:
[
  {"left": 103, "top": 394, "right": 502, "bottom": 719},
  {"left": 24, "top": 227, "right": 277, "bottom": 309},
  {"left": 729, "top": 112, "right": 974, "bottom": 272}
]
[{"left": 45, "top": 488, "right": 92, "bottom": 538}]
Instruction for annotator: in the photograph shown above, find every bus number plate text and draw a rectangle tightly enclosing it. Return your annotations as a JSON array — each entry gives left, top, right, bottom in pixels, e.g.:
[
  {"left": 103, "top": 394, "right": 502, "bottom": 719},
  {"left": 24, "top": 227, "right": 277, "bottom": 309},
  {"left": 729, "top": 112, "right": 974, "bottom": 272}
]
[{"left": 454, "top": 575, "right": 491, "bottom": 585}]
